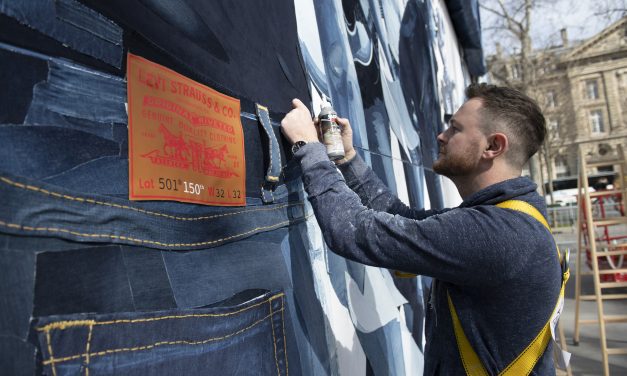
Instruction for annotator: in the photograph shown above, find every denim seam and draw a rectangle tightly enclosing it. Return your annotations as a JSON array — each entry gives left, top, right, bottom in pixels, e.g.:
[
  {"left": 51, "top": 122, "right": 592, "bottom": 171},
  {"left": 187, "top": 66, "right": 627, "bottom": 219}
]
[
  {"left": 269, "top": 299, "right": 280, "bottom": 376},
  {"left": 83, "top": 323, "right": 93, "bottom": 376},
  {"left": 0, "top": 218, "right": 310, "bottom": 249},
  {"left": 36, "top": 293, "right": 285, "bottom": 332},
  {"left": 41, "top": 308, "right": 285, "bottom": 367},
  {"left": 281, "top": 297, "right": 289, "bottom": 375},
  {"left": 1, "top": 177, "right": 302, "bottom": 221},
  {"left": 44, "top": 329, "right": 58, "bottom": 376}
]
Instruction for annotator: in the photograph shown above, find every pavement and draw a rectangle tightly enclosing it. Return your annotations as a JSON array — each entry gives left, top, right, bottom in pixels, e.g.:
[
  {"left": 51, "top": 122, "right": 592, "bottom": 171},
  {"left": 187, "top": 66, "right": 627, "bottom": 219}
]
[{"left": 554, "top": 228, "right": 627, "bottom": 375}]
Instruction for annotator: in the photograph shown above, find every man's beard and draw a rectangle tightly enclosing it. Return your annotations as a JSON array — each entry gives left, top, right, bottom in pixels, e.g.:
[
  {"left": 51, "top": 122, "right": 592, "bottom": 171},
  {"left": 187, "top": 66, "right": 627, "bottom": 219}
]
[{"left": 433, "top": 144, "right": 481, "bottom": 178}]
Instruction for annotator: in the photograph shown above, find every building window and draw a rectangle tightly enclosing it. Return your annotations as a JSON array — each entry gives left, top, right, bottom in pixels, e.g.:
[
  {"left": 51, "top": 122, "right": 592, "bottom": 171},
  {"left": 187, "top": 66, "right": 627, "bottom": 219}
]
[
  {"left": 548, "top": 119, "right": 560, "bottom": 139},
  {"left": 546, "top": 90, "right": 557, "bottom": 108},
  {"left": 586, "top": 80, "right": 599, "bottom": 100},
  {"left": 554, "top": 156, "right": 569, "bottom": 178},
  {"left": 590, "top": 110, "right": 605, "bottom": 133}
]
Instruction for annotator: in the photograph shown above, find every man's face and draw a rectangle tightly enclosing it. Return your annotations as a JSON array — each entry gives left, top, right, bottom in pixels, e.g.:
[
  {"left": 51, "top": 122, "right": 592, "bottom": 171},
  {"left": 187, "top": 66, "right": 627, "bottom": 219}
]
[{"left": 433, "top": 98, "right": 488, "bottom": 178}]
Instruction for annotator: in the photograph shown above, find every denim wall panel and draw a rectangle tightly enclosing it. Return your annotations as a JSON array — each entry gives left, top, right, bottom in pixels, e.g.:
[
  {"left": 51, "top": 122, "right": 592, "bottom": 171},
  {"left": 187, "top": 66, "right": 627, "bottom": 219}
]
[{"left": 0, "top": 0, "right": 478, "bottom": 374}]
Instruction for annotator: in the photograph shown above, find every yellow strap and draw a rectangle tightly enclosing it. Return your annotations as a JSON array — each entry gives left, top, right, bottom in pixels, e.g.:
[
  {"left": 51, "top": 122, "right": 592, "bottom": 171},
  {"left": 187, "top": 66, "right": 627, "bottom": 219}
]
[{"left": 451, "top": 200, "right": 568, "bottom": 376}]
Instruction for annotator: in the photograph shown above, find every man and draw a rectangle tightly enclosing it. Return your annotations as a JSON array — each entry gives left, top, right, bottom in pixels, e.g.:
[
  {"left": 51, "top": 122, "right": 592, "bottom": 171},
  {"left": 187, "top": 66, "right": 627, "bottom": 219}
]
[{"left": 280, "top": 83, "right": 566, "bottom": 375}]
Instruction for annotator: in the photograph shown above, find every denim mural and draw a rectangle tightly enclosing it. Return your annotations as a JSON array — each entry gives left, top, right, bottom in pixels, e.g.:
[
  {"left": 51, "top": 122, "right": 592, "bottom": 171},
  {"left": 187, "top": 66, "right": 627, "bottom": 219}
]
[{"left": 1, "top": 0, "right": 483, "bottom": 374}]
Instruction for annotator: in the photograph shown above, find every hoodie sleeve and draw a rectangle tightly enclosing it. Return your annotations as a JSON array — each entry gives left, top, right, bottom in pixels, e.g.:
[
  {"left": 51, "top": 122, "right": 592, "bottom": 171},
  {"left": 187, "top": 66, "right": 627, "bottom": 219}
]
[{"left": 294, "top": 143, "right": 512, "bottom": 286}]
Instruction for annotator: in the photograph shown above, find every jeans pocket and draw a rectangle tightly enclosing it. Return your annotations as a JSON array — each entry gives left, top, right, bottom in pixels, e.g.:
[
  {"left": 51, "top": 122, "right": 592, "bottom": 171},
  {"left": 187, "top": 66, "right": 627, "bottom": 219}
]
[{"left": 32, "top": 290, "right": 290, "bottom": 376}]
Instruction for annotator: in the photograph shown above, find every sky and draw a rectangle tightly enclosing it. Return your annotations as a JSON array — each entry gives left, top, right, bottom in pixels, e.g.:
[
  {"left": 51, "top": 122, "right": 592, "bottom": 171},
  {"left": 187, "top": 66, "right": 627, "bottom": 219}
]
[{"left": 480, "top": 0, "right": 627, "bottom": 55}]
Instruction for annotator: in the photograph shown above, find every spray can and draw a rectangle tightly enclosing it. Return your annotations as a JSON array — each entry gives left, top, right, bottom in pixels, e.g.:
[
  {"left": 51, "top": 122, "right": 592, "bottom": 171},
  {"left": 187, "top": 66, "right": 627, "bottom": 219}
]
[{"left": 318, "top": 96, "right": 345, "bottom": 160}]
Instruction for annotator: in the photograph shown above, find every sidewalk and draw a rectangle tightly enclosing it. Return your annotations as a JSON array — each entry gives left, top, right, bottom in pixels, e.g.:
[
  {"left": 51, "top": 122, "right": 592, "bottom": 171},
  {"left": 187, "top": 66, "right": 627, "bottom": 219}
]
[{"left": 554, "top": 230, "right": 627, "bottom": 375}]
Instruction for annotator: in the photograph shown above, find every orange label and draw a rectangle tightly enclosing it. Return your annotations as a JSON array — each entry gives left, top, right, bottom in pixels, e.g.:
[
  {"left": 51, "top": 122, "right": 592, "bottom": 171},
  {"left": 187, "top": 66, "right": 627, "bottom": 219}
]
[{"left": 127, "top": 53, "right": 246, "bottom": 206}]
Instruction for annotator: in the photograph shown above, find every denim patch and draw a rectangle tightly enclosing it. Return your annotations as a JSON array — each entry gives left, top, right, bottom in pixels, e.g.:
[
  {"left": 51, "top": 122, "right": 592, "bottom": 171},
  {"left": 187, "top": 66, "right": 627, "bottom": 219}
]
[{"left": 0, "top": 0, "right": 123, "bottom": 67}]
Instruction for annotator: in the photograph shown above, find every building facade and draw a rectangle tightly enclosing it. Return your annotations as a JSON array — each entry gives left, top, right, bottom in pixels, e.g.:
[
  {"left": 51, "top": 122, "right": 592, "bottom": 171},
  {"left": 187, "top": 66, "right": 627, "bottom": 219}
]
[{"left": 487, "top": 17, "right": 627, "bottom": 192}]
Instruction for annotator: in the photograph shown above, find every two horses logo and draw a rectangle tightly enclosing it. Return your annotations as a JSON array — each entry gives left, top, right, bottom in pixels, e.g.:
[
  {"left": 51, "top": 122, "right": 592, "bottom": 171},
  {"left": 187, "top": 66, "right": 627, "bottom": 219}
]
[{"left": 141, "top": 124, "right": 238, "bottom": 178}]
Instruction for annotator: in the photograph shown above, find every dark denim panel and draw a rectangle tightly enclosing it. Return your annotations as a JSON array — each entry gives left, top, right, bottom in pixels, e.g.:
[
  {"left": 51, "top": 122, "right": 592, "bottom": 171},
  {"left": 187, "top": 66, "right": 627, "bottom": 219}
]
[
  {"left": 82, "top": 0, "right": 310, "bottom": 114},
  {"left": 399, "top": 0, "right": 444, "bottom": 209},
  {"left": 0, "top": 172, "right": 307, "bottom": 251},
  {"left": 162, "top": 228, "right": 292, "bottom": 308},
  {"left": 0, "top": 125, "right": 120, "bottom": 181},
  {"left": 0, "top": 336, "right": 36, "bottom": 376},
  {"left": 33, "top": 291, "right": 289, "bottom": 375},
  {"left": 0, "top": 0, "right": 123, "bottom": 67},
  {"left": 0, "top": 249, "right": 35, "bottom": 340},
  {"left": 0, "top": 47, "right": 48, "bottom": 124},
  {"left": 33, "top": 246, "right": 135, "bottom": 316},
  {"left": 121, "top": 246, "right": 178, "bottom": 311}
]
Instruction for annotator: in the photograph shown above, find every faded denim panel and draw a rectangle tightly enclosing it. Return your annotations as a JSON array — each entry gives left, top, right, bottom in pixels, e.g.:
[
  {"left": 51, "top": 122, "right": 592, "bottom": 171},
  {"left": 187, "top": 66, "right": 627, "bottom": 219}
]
[
  {"left": 312, "top": 0, "right": 370, "bottom": 155},
  {"left": 33, "top": 291, "right": 289, "bottom": 376},
  {"left": 25, "top": 59, "right": 127, "bottom": 127},
  {"left": 0, "top": 0, "right": 122, "bottom": 67}
]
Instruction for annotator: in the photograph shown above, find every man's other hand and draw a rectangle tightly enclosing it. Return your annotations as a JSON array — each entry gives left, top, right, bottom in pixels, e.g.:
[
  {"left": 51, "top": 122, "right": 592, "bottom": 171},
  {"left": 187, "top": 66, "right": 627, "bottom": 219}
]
[
  {"left": 334, "top": 117, "right": 356, "bottom": 164},
  {"left": 280, "top": 99, "right": 319, "bottom": 144}
]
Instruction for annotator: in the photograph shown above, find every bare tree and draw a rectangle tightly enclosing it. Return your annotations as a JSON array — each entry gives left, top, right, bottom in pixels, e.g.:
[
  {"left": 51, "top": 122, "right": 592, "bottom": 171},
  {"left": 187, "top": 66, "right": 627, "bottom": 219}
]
[{"left": 480, "top": 0, "right": 544, "bottom": 192}]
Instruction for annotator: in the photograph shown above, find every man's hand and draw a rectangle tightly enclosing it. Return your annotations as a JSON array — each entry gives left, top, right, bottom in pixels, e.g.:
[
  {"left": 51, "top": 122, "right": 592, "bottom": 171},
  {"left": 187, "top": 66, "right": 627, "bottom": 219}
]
[
  {"left": 334, "top": 117, "right": 356, "bottom": 163},
  {"left": 280, "top": 99, "right": 319, "bottom": 144}
]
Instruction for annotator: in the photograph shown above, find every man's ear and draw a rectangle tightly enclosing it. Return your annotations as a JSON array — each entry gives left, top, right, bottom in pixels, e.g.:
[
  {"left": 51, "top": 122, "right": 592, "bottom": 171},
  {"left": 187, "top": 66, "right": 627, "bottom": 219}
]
[{"left": 483, "top": 133, "right": 508, "bottom": 160}]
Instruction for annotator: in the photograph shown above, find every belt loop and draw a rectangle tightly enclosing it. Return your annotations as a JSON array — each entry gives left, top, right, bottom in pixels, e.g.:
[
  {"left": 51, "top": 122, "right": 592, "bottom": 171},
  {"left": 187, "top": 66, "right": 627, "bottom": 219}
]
[{"left": 256, "top": 103, "right": 281, "bottom": 203}]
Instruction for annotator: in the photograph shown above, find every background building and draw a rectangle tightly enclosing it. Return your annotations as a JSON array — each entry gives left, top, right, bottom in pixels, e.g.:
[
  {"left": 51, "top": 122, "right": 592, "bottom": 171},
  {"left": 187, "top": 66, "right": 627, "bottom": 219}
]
[{"left": 487, "top": 16, "right": 627, "bottom": 194}]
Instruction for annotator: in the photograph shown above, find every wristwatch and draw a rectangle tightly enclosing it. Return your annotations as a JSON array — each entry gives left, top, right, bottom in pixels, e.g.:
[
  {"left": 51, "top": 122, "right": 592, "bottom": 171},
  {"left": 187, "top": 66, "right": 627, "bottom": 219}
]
[{"left": 291, "top": 140, "right": 307, "bottom": 154}]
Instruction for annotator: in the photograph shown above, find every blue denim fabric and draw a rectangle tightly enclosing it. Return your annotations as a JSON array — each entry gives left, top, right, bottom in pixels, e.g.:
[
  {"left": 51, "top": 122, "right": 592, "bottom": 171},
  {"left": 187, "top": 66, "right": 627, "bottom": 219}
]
[
  {"left": 80, "top": 0, "right": 310, "bottom": 114},
  {"left": 0, "top": 0, "right": 123, "bottom": 67},
  {"left": 0, "top": 42, "right": 293, "bottom": 206},
  {"left": 33, "top": 291, "right": 289, "bottom": 376}
]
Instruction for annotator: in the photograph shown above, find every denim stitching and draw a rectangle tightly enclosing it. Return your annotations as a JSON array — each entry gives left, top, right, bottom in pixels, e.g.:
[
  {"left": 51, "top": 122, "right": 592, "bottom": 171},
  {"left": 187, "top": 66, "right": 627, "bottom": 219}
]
[
  {"left": 37, "top": 293, "right": 285, "bottom": 332},
  {"left": 41, "top": 308, "right": 285, "bottom": 366},
  {"left": 0, "top": 217, "right": 311, "bottom": 249},
  {"left": 45, "top": 328, "right": 58, "bottom": 376},
  {"left": 0, "top": 177, "right": 301, "bottom": 221},
  {"left": 268, "top": 298, "right": 281, "bottom": 376},
  {"left": 83, "top": 323, "right": 94, "bottom": 376},
  {"left": 281, "top": 297, "right": 289, "bottom": 375}
]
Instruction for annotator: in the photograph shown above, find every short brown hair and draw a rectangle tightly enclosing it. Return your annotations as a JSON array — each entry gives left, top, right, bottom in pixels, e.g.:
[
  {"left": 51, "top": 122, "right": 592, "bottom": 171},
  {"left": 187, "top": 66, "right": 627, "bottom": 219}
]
[{"left": 465, "top": 83, "right": 546, "bottom": 168}]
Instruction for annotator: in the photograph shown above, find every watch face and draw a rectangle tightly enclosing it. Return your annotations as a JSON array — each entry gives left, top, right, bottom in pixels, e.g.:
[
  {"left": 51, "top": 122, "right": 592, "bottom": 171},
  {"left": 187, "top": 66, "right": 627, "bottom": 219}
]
[{"left": 292, "top": 141, "right": 306, "bottom": 154}]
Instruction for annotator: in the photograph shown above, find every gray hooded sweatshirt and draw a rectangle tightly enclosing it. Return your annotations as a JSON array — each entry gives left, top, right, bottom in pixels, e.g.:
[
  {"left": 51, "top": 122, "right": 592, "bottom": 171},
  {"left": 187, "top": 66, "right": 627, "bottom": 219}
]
[{"left": 295, "top": 142, "right": 561, "bottom": 375}]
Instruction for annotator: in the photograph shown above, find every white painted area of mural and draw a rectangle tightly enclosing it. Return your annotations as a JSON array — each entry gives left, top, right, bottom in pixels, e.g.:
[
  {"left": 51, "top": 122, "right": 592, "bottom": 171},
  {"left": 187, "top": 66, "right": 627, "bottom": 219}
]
[
  {"left": 399, "top": 303, "right": 425, "bottom": 375},
  {"left": 302, "top": 213, "right": 368, "bottom": 376},
  {"left": 390, "top": 130, "right": 411, "bottom": 206},
  {"left": 346, "top": 267, "right": 408, "bottom": 333}
]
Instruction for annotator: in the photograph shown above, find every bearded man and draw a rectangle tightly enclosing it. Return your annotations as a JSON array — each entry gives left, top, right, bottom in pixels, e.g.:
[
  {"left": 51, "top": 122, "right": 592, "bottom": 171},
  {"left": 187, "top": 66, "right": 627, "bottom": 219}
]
[{"left": 280, "top": 83, "right": 568, "bottom": 375}]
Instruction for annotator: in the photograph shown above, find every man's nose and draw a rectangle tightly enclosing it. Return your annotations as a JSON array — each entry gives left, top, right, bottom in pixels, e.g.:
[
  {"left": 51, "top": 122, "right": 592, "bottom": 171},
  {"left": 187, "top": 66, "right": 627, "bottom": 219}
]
[{"left": 436, "top": 132, "right": 446, "bottom": 145}]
